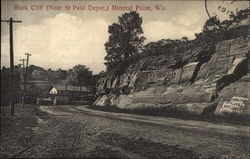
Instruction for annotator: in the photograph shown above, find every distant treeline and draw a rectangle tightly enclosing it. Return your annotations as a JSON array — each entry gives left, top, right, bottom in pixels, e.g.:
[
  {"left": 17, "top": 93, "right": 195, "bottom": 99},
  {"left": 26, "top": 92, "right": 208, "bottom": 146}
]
[{"left": 1, "top": 64, "right": 105, "bottom": 106}]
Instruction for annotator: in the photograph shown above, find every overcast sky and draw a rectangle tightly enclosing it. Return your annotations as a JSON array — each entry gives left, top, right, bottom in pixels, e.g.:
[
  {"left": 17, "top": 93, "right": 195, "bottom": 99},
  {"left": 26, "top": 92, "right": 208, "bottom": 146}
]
[{"left": 1, "top": 0, "right": 248, "bottom": 74}]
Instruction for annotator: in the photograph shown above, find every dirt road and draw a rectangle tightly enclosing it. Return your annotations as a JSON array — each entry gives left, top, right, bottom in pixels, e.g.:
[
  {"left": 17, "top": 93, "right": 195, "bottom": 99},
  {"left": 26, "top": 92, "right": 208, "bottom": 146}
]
[{"left": 1, "top": 105, "right": 249, "bottom": 158}]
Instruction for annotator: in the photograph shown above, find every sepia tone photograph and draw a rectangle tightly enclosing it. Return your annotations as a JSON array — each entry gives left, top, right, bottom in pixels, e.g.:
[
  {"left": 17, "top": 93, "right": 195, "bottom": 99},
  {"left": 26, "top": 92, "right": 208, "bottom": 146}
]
[{"left": 1, "top": 0, "right": 249, "bottom": 158}]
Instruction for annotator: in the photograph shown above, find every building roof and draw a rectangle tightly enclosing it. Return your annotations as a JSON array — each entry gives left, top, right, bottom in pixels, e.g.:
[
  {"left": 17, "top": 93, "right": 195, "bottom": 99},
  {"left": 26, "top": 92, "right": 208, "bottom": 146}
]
[{"left": 53, "top": 85, "right": 89, "bottom": 92}]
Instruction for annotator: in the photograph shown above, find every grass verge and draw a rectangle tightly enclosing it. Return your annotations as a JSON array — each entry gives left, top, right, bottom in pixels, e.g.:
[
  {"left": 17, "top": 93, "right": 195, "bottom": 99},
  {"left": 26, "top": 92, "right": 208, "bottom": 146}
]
[
  {"left": 88, "top": 105, "right": 250, "bottom": 126},
  {"left": 0, "top": 104, "right": 50, "bottom": 158}
]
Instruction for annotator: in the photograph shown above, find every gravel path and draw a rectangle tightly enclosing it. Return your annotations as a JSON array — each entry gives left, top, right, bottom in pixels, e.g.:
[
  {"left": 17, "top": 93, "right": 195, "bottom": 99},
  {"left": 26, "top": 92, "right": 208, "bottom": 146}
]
[{"left": 1, "top": 105, "right": 249, "bottom": 158}]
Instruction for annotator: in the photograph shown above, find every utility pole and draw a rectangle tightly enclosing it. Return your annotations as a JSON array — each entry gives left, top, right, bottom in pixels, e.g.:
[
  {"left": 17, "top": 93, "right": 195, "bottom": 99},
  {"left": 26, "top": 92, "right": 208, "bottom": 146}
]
[
  {"left": 19, "top": 59, "right": 26, "bottom": 108},
  {"left": 19, "top": 59, "right": 26, "bottom": 78},
  {"left": 23, "top": 53, "right": 31, "bottom": 107},
  {"left": 1, "top": 18, "right": 22, "bottom": 115},
  {"left": 17, "top": 64, "right": 23, "bottom": 106}
]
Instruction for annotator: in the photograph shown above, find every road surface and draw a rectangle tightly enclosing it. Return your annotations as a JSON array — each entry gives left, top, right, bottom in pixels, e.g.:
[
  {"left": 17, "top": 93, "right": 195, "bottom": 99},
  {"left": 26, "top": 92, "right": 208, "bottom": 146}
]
[{"left": 3, "top": 105, "right": 249, "bottom": 158}]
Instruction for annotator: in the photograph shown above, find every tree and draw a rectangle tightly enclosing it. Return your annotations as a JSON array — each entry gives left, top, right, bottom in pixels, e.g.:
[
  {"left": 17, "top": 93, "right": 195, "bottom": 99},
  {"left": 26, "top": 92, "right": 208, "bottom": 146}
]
[
  {"left": 31, "top": 70, "right": 46, "bottom": 80},
  {"left": 53, "top": 69, "right": 67, "bottom": 81},
  {"left": 1, "top": 66, "right": 22, "bottom": 106},
  {"left": 66, "top": 65, "right": 92, "bottom": 86},
  {"left": 230, "top": 8, "right": 249, "bottom": 22},
  {"left": 181, "top": 36, "right": 189, "bottom": 42},
  {"left": 202, "top": 16, "right": 221, "bottom": 33},
  {"left": 104, "top": 11, "right": 145, "bottom": 70},
  {"left": 28, "top": 65, "right": 45, "bottom": 80}
]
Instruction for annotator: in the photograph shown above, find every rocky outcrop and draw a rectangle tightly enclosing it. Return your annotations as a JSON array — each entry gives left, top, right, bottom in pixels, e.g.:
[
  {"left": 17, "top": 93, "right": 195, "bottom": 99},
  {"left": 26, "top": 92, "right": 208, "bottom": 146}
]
[{"left": 94, "top": 36, "right": 249, "bottom": 116}]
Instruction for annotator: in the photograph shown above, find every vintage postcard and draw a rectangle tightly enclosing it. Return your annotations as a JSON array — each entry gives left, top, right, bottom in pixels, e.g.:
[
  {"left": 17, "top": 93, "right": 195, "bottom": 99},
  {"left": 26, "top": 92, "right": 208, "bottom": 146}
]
[{"left": 1, "top": 0, "right": 249, "bottom": 158}]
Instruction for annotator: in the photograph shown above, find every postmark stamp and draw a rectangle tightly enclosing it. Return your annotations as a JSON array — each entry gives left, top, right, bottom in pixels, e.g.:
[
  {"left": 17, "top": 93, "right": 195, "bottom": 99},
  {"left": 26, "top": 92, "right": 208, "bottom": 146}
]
[{"left": 205, "top": 0, "right": 245, "bottom": 26}]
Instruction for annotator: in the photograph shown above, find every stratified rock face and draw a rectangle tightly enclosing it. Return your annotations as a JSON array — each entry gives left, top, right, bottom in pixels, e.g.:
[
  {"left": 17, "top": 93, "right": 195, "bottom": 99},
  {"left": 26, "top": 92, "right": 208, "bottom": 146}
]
[{"left": 94, "top": 36, "right": 249, "bottom": 115}]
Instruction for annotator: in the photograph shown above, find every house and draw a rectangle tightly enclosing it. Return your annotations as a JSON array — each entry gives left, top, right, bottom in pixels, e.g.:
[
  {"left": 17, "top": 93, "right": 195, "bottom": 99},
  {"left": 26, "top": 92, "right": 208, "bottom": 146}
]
[
  {"left": 49, "top": 85, "right": 89, "bottom": 95},
  {"left": 48, "top": 85, "right": 89, "bottom": 105}
]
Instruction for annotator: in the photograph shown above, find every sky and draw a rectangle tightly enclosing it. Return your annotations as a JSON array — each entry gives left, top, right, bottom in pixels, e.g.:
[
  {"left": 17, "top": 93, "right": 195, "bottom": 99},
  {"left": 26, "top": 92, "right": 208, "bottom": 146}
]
[{"left": 1, "top": 0, "right": 248, "bottom": 74}]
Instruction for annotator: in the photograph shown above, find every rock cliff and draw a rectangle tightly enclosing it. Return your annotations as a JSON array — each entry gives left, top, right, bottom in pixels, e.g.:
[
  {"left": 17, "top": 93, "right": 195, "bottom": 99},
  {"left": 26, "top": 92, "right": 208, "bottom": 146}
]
[{"left": 94, "top": 36, "right": 249, "bottom": 116}]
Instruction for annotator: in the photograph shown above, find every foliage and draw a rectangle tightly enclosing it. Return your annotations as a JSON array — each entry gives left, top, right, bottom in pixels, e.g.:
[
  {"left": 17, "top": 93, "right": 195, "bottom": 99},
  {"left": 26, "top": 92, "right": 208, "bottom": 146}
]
[
  {"left": 66, "top": 64, "right": 92, "bottom": 86},
  {"left": 1, "top": 63, "right": 102, "bottom": 106},
  {"left": 100, "top": 8, "right": 249, "bottom": 77},
  {"left": 104, "top": 11, "right": 145, "bottom": 73},
  {"left": 51, "top": 69, "right": 67, "bottom": 81},
  {"left": 141, "top": 8, "right": 249, "bottom": 59},
  {"left": 7, "top": 63, "right": 101, "bottom": 87},
  {"left": 1, "top": 66, "right": 22, "bottom": 106},
  {"left": 29, "top": 67, "right": 67, "bottom": 82},
  {"left": 229, "top": 8, "right": 249, "bottom": 22},
  {"left": 202, "top": 16, "right": 221, "bottom": 33}
]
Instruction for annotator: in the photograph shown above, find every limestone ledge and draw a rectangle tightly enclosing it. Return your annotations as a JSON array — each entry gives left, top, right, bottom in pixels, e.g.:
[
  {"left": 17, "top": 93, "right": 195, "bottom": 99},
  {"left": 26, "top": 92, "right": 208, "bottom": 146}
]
[{"left": 94, "top": 36, "right": 249, "bottom": 115}]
